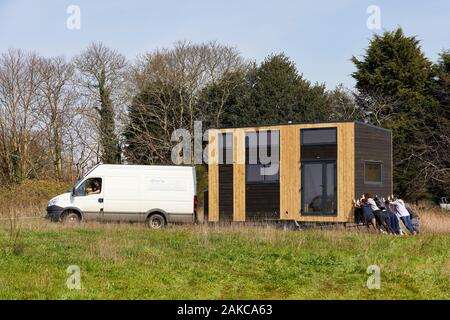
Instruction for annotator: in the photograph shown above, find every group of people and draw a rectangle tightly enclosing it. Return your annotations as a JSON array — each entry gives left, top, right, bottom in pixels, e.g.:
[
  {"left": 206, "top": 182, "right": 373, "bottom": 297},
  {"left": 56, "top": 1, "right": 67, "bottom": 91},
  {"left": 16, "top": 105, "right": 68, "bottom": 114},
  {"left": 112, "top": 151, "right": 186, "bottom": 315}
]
[{"left": 354, "top": 193, "right": 420, "bottom": 235}]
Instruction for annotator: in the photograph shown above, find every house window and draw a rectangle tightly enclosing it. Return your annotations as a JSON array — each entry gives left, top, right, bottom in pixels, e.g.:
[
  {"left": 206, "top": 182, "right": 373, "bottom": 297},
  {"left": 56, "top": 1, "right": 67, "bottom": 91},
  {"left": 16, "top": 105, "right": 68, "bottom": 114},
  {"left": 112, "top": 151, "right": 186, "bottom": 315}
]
[
  {"left": 300, "top": 128, "right": 337, "bottom": 216},
  {"left": 245, "top": 130, "right": 280, "bottom": 183},
  {"left": 218, "top": 133, "right": 233, "bottom": 165},
  {"left": 301, "top": 128, "right": 337, "bottom": 145},
  {"left": 301, "top": 128, "right": 337, "bottom": 160},
  {"left": 364, "top": 161, "right": 383, "bottom": 184}
]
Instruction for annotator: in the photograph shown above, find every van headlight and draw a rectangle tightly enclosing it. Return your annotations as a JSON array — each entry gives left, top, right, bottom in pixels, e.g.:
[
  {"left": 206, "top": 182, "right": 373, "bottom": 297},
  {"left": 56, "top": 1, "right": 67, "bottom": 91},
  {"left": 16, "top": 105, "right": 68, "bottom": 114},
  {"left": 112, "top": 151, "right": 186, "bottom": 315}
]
[{"left": 48, "top": 198, "right": 58, "bottom": 207}]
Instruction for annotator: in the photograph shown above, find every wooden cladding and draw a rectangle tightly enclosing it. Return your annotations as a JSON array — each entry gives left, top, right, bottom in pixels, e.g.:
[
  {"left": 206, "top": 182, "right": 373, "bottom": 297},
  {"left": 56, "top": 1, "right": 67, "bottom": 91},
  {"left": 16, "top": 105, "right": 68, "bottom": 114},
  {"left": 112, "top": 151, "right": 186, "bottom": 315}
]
[
  {"left": 233, "top": 131, "right": 246, "bottom": 221},
  {"left": 208, "top": 130, "right": 219, "bottom": 221},
  {"left": 279, "top": 125, "right": 300, "bottom": 220},
  {"left": 208, "top": 121, "right": 390, "bottom": 223}
]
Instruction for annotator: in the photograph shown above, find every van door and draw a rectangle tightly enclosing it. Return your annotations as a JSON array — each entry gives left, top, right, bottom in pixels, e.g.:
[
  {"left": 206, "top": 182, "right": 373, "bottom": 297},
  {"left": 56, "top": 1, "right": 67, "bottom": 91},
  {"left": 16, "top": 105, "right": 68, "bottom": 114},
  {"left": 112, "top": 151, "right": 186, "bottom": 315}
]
[{"left": 72, "top": 177, "right": 104, "bottom": 221}]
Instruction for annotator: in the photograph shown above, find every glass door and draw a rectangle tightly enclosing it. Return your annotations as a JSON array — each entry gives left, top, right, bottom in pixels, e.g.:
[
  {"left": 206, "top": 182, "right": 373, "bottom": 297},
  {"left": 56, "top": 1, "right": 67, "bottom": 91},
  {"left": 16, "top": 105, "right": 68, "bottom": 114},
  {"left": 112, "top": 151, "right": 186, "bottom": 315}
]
[{"left": 301, "top": 161, "right": 336, "bottom": 215}]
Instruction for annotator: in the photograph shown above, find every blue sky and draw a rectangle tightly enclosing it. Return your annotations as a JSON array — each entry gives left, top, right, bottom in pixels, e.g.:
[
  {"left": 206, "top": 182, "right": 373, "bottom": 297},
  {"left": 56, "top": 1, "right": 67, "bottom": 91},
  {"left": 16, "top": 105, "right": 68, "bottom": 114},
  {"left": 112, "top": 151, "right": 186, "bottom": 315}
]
[{"left": 0, "top": 0, "right": 449, "bottom": 88}]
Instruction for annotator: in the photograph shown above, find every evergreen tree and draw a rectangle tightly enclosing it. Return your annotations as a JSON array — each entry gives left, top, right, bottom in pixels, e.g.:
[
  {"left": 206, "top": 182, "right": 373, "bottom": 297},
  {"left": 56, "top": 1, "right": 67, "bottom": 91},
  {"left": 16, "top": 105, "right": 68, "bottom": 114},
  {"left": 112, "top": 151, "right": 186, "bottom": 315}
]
[
  {"left": 196, "top": 68, "right": 255, "bottom": 128},
  {"left": 204, "top": 54, "right": 330, "bottom": 128},
  {"left": 124, "top": 81, "right": 186, "bottom": 165},
  {"left": 352, "top": 28, "right": 439, "bottom": 200},
  {"left": 427, "top": 51, "right": 450, "bottom": 197},
  {"left": 250, "top": 54, "right": 329, "bottom": 124},
  {"left": 430, "top": 51, "right": 450, "bottom": 120}
]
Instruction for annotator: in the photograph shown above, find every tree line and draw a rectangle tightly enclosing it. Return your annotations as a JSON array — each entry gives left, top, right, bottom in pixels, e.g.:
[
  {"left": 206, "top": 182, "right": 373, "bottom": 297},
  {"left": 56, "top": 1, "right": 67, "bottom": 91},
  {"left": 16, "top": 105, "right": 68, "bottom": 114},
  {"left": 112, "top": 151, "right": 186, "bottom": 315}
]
[{"left": 0, "top": 28, "right": 448, "bottom": 202}]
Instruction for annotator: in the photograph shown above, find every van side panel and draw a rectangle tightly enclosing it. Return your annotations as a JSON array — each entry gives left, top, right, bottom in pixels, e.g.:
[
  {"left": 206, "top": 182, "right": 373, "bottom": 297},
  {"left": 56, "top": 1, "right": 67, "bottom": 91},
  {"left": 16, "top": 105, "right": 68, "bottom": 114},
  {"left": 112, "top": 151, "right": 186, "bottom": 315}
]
[
  {"left": 103, "top": 175, "right": 142, "bottom": 222},
  {"left": 141, "top": 171, "right": 193, "bottom": 219},
  {"left": 99, "top": 165, "right": 195, "bottom": 223}
]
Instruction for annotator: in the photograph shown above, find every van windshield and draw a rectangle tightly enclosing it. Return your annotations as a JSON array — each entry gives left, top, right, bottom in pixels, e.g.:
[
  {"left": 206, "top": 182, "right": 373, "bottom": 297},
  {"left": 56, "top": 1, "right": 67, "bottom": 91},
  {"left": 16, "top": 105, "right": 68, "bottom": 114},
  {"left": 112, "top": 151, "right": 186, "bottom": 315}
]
[
  {"left": 68, "top": 164, "right": 100, "bottom": 193},
  {"left": 68, "top": 179, "right": 82, "bottom": 192}
]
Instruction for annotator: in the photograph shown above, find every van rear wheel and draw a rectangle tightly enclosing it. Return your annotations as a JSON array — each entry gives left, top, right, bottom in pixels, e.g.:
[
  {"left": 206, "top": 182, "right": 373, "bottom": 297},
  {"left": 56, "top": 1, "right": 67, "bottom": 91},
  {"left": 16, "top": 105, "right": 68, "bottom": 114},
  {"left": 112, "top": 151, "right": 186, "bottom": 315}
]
[
  {"left": 62, "top": 211, "right": 81, "bottom": 225},
  {"left": 147, "top": 214, "right": 166, "bottom": 229}
]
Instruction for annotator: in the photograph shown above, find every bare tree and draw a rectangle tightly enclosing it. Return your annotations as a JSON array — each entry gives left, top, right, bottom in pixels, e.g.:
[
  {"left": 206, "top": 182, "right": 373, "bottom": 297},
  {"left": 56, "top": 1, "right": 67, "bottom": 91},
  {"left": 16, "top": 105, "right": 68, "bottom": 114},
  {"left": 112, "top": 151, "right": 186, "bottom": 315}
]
[
  {"left": 143, "top": 41, "right": 246, "bottom": 131},
  {"left": 74, "top": 42, "right": 128, "bottom": 164},
  {"left": 0, "top": 49, "right": 42, "bottom": 182},
  {"left": 354, "top": 89, "right": 402, "bottom": 125},
  {"left": 411, "top": 103, "right": 450, "bottom": 194},
  {"left": 36, "top": 56, "right": 76, "bottom": 180},
  {"left": 126, "top": 41, "right": 247, "bottom": 164}
]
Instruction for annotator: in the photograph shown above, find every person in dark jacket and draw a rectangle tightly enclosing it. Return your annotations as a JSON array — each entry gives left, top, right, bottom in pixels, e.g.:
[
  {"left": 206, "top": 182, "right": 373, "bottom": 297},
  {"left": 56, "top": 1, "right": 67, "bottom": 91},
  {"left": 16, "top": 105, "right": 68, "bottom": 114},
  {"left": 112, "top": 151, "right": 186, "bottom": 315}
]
[
  {"left": 354, "top": 205, "right": 365, "bottom": 224},
  {"left": 361, "top": 198, "right": 378, "bottom": 232},
  {"left": 374, "top": 196, "right": 385, "bottom": 210},
  {"left": 365, "top": 193, "right": 389, "bottom": 233},
  {"left": 385, "top": 200, "right": 400, "bottom": 234},
  {"left": 375, "top": 196, "right": 395, "bottom": 234}
]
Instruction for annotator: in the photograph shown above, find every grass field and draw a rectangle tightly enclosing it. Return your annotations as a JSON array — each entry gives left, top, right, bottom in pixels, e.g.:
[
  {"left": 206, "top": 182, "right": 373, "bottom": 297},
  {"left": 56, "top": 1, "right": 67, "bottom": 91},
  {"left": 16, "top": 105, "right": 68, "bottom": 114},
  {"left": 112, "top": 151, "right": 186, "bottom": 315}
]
[{"left": 0, "top": 208, "right": 449, "bottom": 300}]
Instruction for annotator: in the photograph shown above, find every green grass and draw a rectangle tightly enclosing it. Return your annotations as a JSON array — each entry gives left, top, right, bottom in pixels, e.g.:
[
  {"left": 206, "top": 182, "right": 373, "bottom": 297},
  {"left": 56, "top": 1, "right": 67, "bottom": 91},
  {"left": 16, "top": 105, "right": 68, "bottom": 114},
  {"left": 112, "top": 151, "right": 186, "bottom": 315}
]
[{"left": 0, "top": 222, "right": 449, "bottom": 299}]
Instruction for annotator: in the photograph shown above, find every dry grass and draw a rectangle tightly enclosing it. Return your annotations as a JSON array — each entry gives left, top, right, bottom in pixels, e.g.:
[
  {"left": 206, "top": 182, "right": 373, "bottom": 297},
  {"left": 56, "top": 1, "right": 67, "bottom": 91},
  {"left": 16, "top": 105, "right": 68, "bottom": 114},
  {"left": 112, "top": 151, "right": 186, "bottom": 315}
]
[
  {"left": 1, "top": 205, "right": 449, "bottom": 234},
  {"left": 0, "top": 179, "right": 71, "bottom": 217},
  {"left": 418, "top": 207, "right": 450, "bottom": 234}
]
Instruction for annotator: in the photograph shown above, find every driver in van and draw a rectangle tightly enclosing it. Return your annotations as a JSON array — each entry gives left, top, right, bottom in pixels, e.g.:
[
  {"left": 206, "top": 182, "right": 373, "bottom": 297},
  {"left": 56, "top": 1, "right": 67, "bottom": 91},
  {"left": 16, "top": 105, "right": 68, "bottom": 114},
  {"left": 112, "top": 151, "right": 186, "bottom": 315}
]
[{"left": 86, "top": 179, "right": 101, "bottom": 195}]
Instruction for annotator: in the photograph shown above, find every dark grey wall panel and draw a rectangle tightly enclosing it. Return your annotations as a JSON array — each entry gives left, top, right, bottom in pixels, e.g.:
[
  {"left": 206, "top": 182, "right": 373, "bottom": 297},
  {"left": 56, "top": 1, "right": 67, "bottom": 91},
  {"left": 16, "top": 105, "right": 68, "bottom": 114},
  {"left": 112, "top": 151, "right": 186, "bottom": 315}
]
[
  {"left": 245, "top": 183, "right": 280, "bottom": 220},
  {"left": 355, "top": 123, "right": 392, "bottom": 199},
  {"left": 218, "top": 164, "right": 233, "bottom": 221}
]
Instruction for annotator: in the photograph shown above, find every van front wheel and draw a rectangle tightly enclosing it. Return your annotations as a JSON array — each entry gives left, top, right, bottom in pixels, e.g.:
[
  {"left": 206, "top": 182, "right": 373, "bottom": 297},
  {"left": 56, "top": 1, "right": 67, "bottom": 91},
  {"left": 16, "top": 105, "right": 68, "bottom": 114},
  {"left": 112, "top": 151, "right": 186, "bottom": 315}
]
[
  {"left": 147, "top": 214, "right": 166, "bottom": 229},
  {"left": 62, "top": 211, "right": 81, "bottom": 225}
]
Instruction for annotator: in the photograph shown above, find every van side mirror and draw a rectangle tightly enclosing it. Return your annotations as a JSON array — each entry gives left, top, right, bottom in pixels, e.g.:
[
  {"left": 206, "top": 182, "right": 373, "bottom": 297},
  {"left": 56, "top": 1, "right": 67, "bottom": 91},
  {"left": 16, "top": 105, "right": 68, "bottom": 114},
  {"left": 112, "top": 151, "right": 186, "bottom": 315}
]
[{"left": 71, "top": 187, "right": 76, "bottom": 197}]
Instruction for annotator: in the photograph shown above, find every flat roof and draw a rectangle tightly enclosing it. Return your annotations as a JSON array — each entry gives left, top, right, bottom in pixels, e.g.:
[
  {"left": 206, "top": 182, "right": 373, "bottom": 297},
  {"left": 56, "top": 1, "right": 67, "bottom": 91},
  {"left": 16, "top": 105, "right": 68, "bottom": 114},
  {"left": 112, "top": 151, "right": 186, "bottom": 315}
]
[{"left": 216, "top": 120, "right": 391, "bottom": 132}]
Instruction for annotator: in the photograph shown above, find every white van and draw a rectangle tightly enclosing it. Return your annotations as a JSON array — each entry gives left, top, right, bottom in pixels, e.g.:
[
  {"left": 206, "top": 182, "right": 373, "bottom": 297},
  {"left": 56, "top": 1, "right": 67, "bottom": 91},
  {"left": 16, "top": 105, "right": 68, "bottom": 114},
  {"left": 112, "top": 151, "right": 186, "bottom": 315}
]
[{"left": 46, "top": 164, "right": 197, "bottom": 229}]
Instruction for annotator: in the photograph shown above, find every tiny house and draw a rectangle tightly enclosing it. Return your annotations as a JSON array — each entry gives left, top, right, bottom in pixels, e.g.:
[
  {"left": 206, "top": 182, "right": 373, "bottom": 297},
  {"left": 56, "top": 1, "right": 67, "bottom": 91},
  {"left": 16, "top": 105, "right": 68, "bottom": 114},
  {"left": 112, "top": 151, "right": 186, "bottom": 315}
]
[{"left": 207, "top": 121, "right": 392, "bottom": 223}]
